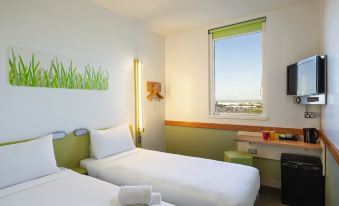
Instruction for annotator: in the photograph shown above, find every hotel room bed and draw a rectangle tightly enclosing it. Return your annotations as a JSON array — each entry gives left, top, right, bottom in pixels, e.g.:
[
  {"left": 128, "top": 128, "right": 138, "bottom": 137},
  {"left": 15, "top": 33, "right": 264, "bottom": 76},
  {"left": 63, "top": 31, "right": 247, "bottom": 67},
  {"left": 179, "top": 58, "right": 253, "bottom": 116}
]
[
  {"left": 0, "top": 168, "right": 173, "bottom": 206},
  {"left": 81, "top": 148, "right": 260, "bottom": 206}
]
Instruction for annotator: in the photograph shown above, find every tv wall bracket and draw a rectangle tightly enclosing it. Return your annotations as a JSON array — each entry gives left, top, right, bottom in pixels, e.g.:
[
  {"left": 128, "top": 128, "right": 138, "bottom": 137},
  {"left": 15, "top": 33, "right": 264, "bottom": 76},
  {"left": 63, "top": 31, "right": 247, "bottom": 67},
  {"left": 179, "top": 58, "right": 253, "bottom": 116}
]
[{"left": 295, "top": 94, "right": 326, "bottom": 105}]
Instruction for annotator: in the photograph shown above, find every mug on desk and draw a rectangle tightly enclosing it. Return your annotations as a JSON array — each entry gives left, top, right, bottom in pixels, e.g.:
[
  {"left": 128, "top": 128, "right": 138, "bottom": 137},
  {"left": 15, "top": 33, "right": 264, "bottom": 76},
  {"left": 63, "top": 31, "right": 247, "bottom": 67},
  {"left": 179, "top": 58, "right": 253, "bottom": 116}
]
[
  {"left": 269, "top": 131, "right": 276, "bottom": 140},
  {"left": 262, "top": 131, "right": 270, "bottom": 140}
]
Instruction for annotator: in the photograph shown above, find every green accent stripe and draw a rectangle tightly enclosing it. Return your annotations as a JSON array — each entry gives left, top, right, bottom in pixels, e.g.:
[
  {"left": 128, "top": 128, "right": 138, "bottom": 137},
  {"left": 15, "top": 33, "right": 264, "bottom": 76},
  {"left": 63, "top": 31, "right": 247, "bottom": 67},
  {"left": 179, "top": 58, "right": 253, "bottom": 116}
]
[
  {"left": 209, "top": 17, "right": 265, "bottom": 39},
  {"left": 0, "top": 139, "right": 31, "bottom": 146}
]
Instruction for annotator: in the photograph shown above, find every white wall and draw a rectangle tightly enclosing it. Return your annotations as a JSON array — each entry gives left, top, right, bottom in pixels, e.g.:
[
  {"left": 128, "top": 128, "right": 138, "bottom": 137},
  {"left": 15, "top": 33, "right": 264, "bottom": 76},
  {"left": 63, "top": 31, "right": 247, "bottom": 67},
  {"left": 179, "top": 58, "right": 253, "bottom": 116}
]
[
  {"left": 320, "top": 4, "right": 339, "bottom": 206},
  {"left": 0, "top": 0, "right": 165, "bottom": 151},
  {"left": 321, "top": 0, "right": 339, "bottom": 150},
  {"left": 165, "top": 0, "right": 321, "bottom": 129}
]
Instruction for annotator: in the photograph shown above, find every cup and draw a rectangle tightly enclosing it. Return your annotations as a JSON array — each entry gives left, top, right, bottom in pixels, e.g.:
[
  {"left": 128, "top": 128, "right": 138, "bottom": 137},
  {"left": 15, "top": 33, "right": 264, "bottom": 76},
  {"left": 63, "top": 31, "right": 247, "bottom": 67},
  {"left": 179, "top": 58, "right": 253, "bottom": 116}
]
[
  {"left": 262, "top": 131, "right": 270, "bottom": 140},
  {"left": 269, "top": 131, "right": 276, "bottom": 140}
]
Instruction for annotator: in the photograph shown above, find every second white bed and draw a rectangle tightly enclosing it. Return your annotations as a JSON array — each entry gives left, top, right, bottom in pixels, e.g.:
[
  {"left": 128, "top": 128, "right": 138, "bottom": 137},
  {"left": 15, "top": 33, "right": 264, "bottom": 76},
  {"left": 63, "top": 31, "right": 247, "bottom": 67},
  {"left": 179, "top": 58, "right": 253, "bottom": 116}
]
[{"left": 81, "top": 148, "right": 260, "bottom": 206}]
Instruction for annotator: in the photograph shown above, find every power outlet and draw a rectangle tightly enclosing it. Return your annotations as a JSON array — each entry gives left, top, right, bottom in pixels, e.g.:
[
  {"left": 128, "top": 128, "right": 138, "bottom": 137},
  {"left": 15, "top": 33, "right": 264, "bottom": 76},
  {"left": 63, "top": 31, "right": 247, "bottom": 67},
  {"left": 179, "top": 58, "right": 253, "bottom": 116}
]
[
  {"left": 248, "top": 148, "right": 257, "bottom": 155},
  {"left": 305, "top": 112, "right": 317, "bottom": 118}
]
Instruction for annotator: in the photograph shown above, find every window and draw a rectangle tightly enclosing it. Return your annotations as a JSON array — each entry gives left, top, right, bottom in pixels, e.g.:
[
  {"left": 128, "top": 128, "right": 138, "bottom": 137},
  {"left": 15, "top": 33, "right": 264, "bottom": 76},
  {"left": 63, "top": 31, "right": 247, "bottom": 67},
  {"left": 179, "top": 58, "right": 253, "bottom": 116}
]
[{"left": 209, "top": 18, "right": 265, "bottom": 117}]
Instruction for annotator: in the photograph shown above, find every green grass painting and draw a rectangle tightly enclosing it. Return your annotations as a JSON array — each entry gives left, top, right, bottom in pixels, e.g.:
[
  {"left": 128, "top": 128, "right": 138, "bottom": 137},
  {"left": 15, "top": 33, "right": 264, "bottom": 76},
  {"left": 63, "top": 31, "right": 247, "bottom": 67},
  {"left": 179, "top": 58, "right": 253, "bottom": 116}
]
[{"left": 8, "top": 49, "right": 109, "bottom": 90}]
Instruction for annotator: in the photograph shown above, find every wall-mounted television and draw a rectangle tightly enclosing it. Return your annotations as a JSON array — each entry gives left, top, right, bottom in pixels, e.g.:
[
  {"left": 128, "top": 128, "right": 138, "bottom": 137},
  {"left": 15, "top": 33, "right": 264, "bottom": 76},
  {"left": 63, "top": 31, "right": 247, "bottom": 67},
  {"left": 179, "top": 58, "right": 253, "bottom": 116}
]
[{"left": 287, "top": 55, "right": 326, "bottom": 104}]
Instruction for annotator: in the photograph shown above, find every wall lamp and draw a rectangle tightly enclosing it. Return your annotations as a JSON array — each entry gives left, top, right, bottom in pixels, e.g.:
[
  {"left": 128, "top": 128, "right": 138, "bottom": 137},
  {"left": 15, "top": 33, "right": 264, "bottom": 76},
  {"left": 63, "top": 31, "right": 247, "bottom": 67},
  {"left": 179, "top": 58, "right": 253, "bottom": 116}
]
[{"left": 134, "top": 59, "right": 143, "bottom": 147}]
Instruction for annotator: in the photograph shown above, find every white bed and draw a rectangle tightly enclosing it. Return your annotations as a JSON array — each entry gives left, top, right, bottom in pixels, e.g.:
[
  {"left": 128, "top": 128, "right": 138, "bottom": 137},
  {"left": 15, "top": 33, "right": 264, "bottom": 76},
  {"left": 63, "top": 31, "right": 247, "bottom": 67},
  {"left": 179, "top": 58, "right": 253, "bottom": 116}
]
[
  {"left": 0, "top": 168, "right": 173, "bottom": 206},
  {"left": 81, "top": 148, "right": 260, "bottom": 206}
]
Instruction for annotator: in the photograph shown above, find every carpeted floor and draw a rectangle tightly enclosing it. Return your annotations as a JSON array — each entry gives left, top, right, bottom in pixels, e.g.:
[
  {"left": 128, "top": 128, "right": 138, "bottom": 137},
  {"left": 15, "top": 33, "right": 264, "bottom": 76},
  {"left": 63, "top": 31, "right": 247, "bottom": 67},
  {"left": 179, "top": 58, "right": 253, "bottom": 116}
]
[{"left": 258, "top": 186, "right": 288, "bottom": 206}]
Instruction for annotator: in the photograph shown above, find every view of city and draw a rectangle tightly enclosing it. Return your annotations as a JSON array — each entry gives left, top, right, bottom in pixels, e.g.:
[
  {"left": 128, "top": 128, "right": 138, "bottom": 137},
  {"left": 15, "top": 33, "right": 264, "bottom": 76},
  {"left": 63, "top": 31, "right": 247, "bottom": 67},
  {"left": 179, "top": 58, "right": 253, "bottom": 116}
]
[{"left": 215, "top": 101, "right": 263, "bottom": 114}]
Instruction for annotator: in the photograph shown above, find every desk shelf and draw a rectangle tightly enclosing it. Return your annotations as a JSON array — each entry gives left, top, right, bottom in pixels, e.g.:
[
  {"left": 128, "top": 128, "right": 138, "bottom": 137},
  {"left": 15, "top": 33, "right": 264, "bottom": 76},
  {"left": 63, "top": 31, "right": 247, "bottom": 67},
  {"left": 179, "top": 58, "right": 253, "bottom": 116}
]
[{"left": 235, "top": 135, "right": 322, "bottom": 150}]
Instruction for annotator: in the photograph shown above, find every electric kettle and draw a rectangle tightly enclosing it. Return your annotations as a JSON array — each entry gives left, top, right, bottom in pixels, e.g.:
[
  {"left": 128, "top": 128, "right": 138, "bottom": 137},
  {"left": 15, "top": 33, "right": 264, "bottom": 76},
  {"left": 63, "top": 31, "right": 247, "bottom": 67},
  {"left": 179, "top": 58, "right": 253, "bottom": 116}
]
[{"left": 303, "top": 128, "right": 319, "bottom": 144}]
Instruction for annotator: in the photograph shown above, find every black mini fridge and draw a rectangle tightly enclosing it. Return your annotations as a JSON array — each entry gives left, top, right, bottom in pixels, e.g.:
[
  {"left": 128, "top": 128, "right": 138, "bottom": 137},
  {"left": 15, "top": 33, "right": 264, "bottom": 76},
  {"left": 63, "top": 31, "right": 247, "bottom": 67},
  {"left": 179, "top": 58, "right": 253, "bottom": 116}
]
[{"left": 281, "top": 153, "right": 324, "bottom": 206}]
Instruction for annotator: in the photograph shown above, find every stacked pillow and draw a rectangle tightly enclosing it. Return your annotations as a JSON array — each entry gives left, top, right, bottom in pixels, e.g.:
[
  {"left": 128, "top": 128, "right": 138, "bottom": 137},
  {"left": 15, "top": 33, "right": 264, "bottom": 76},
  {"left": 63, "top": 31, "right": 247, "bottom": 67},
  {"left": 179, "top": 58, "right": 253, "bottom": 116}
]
[
  {"left": 0, "top": 135, "right": 59, "bottom": 189},
  {"left": 89, "top": 125, "right": 135, "bottom": 159}
]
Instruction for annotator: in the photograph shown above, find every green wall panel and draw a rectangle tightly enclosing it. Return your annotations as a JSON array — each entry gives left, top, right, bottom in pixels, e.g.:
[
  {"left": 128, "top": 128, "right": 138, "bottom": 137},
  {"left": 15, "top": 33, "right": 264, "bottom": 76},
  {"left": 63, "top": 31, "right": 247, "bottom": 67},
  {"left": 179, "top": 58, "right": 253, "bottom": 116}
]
[
  {"left": 165, "top": 126, "right": 237, "bottom": 161},
  {"left": 165, "top": 125, "right": 281, "bottom": 187},
  {"left": 325, "top": 148, "right": 339, "bottom": 206},
  {"left": 253, "top": 157, "right": 280, "bottom": 185}
]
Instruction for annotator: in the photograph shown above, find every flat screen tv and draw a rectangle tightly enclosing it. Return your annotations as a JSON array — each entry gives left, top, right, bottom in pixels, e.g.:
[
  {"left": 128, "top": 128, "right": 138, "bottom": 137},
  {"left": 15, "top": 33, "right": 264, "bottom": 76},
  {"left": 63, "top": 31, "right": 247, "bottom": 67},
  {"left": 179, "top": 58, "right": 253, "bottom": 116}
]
[{"left": 287, "top": 56, "right": 325, "bottom": 96}]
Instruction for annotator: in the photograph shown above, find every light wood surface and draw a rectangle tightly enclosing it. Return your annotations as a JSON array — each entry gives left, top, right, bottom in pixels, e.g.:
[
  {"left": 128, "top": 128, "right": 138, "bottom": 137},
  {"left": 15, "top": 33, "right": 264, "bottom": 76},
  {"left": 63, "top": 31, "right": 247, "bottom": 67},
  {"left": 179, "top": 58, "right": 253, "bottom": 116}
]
[
  {"left": 146, "top": 81, "right": 164, "bottom": 101},
  {"left": 235, "top": 135, "right": 322, "bottom": 150},
  {"left": 320, "top": 130, "right": 339, "bottom": 164},
  {"left": 165, "top": 120, "right": 303, "bottom": 135}
]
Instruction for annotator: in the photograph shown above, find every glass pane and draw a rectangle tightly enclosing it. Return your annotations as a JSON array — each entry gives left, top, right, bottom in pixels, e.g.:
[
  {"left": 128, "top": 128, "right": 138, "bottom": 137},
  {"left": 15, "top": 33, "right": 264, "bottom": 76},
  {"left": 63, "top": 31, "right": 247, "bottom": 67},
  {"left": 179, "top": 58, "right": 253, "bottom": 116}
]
[
  {"left": 297, "top": 59, "right": 317, "bottom": 96},
  {"left": 214, "top": 32, "right": 263, "bottom": 114}
]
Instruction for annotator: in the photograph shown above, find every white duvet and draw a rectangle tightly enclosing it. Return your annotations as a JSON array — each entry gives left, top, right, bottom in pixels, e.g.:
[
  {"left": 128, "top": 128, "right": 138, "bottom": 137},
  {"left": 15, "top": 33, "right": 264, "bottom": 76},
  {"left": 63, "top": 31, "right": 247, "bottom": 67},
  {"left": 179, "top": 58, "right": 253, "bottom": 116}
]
[
  {"left": 81, "top": 149, "right": 260, "bottom": 206},
  {"left": 0, "top": 168, "right": 173, "bottom": 206}
]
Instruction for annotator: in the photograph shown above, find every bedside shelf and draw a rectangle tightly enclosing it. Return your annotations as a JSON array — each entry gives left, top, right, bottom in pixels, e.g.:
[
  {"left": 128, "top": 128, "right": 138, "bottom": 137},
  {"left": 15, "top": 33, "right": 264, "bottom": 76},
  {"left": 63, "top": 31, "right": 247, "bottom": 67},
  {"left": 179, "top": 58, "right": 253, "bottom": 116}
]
[{"left": 235, "top": 135, "right": 322, "bottom": 150}]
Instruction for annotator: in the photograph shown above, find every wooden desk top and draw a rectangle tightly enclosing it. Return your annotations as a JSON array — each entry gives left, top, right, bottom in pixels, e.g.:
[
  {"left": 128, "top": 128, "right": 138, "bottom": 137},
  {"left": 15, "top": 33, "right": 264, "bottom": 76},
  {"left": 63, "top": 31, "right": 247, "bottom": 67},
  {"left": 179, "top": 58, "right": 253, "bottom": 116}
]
[{"left": 235, "top": 135, "right": 322, "bottom": 150}]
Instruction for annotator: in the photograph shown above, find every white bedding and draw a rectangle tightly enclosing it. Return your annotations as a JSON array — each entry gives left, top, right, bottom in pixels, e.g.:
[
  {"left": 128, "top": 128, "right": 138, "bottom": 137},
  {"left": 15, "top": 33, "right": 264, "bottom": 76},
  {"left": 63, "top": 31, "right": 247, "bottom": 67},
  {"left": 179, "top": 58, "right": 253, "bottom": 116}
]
[
  {"left": 81, "top": 149, "right": 260, "bottom": 206},
  {"left": 0, "top": 168, "right": 173, "bottom": 206}
]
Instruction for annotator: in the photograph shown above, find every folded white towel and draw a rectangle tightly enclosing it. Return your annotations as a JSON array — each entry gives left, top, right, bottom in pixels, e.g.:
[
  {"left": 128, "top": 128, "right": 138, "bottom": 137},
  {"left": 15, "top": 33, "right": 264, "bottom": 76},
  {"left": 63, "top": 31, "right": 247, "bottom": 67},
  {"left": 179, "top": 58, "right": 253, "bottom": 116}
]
[
  {"left": 118, "top": 185, "right": 152, "bottom": 205},
  {"left": 151, "top": 193, "right": 162, "bottom": 205}
]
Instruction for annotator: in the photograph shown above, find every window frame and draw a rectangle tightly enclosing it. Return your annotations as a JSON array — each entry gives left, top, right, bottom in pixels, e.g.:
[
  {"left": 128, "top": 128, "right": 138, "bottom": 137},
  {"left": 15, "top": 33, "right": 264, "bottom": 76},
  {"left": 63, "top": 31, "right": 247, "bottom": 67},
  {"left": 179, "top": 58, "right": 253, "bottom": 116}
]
[{"left": 209, "top": 21, "right": 267, "bottom": 120}]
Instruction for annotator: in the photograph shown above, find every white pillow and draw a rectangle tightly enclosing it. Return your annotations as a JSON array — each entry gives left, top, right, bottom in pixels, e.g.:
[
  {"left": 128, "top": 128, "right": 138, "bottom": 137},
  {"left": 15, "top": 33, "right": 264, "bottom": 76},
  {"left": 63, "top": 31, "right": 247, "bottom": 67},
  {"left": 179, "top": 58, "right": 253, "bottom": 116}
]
[
  {"left": 0, "top": 135, "right": 60, "bottom": 189},
  {"left": 89, "top": 125, "right": 135, "bottom": 159}
]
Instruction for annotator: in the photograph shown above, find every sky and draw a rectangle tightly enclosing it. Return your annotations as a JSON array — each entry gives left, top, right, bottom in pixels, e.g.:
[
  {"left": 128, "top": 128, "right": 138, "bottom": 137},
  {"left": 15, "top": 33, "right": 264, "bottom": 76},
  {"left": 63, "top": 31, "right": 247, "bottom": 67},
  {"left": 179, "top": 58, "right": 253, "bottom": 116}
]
[{"left": 214, "top": 32, "right": 263, "bottom": 102}]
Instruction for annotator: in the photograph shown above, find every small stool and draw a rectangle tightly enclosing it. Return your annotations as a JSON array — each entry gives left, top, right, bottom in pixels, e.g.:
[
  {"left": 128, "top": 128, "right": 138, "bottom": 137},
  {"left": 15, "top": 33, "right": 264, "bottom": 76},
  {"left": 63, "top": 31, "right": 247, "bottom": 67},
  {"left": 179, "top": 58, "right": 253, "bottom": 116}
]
[{"left": 224, "top": 151, "right": 253, "bottom": 166}]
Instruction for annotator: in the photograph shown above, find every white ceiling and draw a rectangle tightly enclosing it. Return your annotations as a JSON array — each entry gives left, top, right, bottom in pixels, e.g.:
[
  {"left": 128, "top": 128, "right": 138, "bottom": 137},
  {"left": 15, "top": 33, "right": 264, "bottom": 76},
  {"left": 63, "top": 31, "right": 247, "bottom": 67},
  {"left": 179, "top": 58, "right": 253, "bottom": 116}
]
[{"left": 92, "top": 0, "right": 307, "bottom": 36}]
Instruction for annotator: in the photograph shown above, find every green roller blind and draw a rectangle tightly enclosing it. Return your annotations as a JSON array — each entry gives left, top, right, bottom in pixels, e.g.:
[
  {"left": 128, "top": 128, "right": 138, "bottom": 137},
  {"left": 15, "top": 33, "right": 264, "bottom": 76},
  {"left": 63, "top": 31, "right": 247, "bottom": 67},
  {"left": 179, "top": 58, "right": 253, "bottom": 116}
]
[{"left": 209, "top": 17, "right": 266, "bottom": 40}]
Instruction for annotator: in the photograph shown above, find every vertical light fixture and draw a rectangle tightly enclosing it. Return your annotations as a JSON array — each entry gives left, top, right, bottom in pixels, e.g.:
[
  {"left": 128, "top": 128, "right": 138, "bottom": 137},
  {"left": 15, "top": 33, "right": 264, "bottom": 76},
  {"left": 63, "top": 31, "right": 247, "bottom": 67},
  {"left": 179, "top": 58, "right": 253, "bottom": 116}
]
[{"left": 134, "top": 59, "right": 143, "bottom": 147}]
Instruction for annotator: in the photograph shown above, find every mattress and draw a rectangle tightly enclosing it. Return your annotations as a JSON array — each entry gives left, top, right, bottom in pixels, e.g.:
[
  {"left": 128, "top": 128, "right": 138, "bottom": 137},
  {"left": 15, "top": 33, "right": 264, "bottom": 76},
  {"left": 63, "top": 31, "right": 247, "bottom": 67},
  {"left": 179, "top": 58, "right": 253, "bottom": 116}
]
[
  {"left": 0, "top": 168, "right": 173, "bottom": 206},
  {"left": 81, "top": 148, "right": 260, "bottom": 206}
]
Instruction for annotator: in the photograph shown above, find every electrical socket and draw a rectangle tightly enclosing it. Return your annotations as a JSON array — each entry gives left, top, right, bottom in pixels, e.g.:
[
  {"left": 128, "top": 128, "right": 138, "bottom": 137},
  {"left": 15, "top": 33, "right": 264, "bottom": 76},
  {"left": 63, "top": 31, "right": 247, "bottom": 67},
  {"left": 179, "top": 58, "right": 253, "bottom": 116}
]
[
  {"left": 304, "top": 112, "right": 317, "bottom": 118},
  {"left": 248, "top": 148, "right": 257, "bottom": 155}
]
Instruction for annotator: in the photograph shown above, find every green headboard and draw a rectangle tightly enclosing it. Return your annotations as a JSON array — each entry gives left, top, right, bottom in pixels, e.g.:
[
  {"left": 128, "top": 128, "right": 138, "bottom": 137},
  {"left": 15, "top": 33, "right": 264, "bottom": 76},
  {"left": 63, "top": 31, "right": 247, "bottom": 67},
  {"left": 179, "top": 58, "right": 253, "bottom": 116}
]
[
  {"left": 54, "top": 132, "right": 90, "bottom": 169},
  {"left": 0, "top": 125, "right": 134, "bottom": 171}
]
